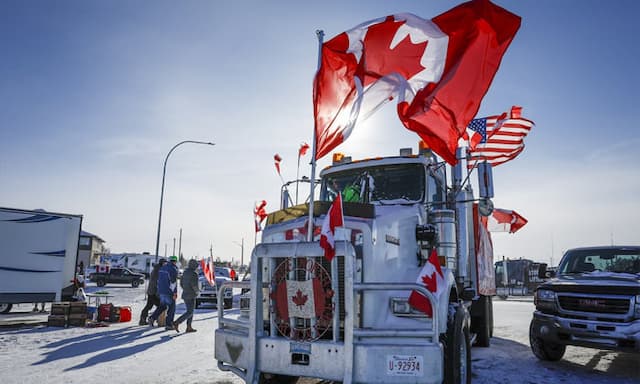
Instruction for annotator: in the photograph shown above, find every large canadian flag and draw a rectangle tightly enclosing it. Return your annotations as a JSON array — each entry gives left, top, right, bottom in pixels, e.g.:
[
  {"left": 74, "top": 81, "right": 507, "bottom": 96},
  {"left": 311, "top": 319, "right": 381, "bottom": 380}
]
[
  {"left": 319, "top": 194, "right": 344, "bottom": 262},
  {"left": 200, "top": 258, "right": 215, "bottom": 286},
  {"left": 313, "top": 0, "right": 521, "bottom": 164},
  {"left": 408, "top": 249, "right": 445, "bottom": 317},
  {"left": 274, "top": 278, "right": 326, "bottom": 320}
]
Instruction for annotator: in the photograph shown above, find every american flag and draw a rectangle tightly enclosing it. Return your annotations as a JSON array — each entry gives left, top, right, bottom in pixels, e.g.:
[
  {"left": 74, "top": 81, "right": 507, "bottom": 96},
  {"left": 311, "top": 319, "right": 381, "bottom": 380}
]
[{"left": 467, "top": 106, "right": 534, "bottom": 167}]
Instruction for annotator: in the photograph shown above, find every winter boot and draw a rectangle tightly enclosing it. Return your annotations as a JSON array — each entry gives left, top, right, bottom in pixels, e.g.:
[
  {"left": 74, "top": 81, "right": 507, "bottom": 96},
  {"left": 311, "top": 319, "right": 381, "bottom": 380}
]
[
  {"left": 172, "top": 321, "right": 180, "bottom": 333},
  {"left": 186, "top": 326, "right": 197, "bottom": 333}
]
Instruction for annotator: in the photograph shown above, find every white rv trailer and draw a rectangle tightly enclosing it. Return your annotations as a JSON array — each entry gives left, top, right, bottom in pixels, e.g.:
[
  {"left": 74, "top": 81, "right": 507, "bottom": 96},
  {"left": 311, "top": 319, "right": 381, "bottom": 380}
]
[{"left": 0, "top": 207, "right": 82, "bottom": 313}]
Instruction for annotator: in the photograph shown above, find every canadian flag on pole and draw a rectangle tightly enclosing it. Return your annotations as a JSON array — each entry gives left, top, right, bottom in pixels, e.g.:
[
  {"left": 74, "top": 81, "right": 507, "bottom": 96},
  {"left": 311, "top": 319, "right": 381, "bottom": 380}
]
[
  {"left": 254, "top": 200, "right": 268, "bottom": 233},
  {"left": 408, "top": 249, "right": 445, "bottom": 317},
  {"left": 200, "top": 258, "right": 215, "bottom": 286},
  {"left": 313, "top": 0, "right": 521, "bottom": 164},
  {"left": 319, "top": 194, "right": 344, "bottom": 262},
  {"left": 487, "top": 208, "right": 527, "bottom": 233}
]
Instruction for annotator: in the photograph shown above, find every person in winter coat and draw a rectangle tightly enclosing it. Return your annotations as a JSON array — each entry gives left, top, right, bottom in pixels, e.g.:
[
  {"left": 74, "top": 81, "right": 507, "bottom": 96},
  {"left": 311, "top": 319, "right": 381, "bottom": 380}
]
[
  {"left": 139, "top": 258, "right": 166, "bottom": 325},
  {"left": 148, "top": 255, "right": 179, "bottom": 330},
  {"left": 172, "top": 259, "right": 200, "bottom": 333}
]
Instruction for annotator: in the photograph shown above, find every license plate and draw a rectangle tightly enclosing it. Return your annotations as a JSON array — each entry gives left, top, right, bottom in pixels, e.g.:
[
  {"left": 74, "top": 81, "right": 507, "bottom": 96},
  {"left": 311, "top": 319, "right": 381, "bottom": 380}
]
[{"left": 386, "top": 355, "right": 423, "bottom": 376}]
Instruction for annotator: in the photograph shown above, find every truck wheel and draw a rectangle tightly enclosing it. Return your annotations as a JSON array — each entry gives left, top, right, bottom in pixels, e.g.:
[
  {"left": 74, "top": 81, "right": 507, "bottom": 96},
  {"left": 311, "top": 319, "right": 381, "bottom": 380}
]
[
  {"left": 443, "top": 304, "right": 471, "bottom": 384},
  {"left": 224, "top": 299, "right": 233, "bottom": 309},
  {"left": 258, "top": 373, "right": 298, "bottom": 384},
  {"left": 132, "top": 280, "right": 140, "bottom": 288},
  {"left": 529, "top": 321, "right": 565, "bottom": 361},
  {"left": 0, "top": 303, "right": 12, "bottom": 314},
  {"left": 472, "top": 295, "right": 492, "bottom": 347},
  {"left": 96, "top": 279, "right": 106, "bottom": 287}
]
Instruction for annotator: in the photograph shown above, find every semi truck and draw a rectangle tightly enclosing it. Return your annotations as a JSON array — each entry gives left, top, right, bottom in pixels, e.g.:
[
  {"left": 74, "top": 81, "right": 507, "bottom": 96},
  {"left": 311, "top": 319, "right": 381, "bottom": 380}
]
[
  {"left": 0, "top": 207, "right": 82, "bottom": 314},
  {"left": 215, "top": 145, "right": 499, "bottom": 384}
]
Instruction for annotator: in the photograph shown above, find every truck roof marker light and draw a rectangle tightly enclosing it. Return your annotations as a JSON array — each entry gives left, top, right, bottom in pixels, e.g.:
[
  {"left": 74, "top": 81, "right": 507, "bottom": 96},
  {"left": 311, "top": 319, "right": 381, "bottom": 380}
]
[
  {"left": 399, "top": 147, "right": 413, "bottom": 156},
  {"left": 333, "top": 152, "right": 344, "bottom": 164},
  {"left": 418, "top": 140, "right": 433, "bottom": 157}
]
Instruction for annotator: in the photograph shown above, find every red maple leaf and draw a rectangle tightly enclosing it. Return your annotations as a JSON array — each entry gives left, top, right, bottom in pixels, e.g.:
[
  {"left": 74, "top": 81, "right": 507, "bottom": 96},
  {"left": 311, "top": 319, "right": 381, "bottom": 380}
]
[
  {"left": 360, "top": 16, "right": 428, "bottom": 87},
  {"left": 421, "top": 271, "right": 437, "bottom": 293},
  {"left": 292, "top": 289, "right": 308, "bottom": 308}
]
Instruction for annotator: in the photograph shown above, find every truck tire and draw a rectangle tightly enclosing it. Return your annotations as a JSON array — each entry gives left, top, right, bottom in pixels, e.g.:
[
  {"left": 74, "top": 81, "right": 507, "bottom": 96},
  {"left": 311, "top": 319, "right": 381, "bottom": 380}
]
[
  {"left": 0, "top": 303, "right": 12, "bottom": 314},
  {"left": 258, "top": 373, "right": 298, "bottom": 384},
  {"left": 443, "top": 304, "right": 471, "bottom": 384},
  {"left": 472, "top": 295, "right": 492, "bottom": 347},
  {"left": 96, "top": 279, "right": 106, "bottom": 287},
  {"left": 529, "top": 321, "right": 565, "bottom": 361},
  {"left": 224, "top": 298, "right": 233, "bottom": 309},
  {"left": 132, "top": 280, "right": 140, "bottom": 288}
]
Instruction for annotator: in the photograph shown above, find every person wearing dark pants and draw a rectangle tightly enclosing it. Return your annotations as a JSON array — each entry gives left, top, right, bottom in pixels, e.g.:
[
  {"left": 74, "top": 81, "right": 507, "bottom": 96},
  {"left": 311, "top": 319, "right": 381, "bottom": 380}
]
[
  {"left": 173, "top": 259, "right": 200, "bottom": 333},
  {"left": 148, "top": 256, "right": 179, "bottom": 330},
  {"left": 139, "top": 258, "right": 166, "bottom": 325}
]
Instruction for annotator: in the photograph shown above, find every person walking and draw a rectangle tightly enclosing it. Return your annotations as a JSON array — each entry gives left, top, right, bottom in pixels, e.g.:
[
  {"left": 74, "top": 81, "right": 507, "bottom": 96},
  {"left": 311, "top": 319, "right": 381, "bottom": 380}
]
[
  {"left": 148, "top": 255, "right": 179, "bottom": 330},
  {"left": 172, "top": 259, "right": 200, "bottom": 333},
  {"left": 139, "top": 258, "right": 166, "bottom": 325}
]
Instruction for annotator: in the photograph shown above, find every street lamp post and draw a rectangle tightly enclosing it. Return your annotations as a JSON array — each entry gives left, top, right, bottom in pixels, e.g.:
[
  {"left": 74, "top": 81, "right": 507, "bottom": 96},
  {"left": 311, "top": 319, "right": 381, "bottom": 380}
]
[
  {"left": 154, "top": 140, "right": 215, "bottom": 263},
  {"left": 233, "top": 238, "right": 244, "bottom": 269}
]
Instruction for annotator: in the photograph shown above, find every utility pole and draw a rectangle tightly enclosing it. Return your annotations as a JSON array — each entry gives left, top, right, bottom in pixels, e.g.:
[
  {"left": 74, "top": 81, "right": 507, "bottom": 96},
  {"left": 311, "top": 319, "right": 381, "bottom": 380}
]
[
  {"left": 173, "top": 238, "right": 176, "bottom": 257},
  {"left": 178, "top": 228, "right": 183, "bottom": 260}
]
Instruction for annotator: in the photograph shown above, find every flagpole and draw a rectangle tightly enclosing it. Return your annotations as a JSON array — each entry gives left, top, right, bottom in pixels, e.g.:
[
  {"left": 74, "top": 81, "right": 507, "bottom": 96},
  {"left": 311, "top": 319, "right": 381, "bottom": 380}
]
[{"left": 307, "top": 29, "right": 324, "bottom": 242}]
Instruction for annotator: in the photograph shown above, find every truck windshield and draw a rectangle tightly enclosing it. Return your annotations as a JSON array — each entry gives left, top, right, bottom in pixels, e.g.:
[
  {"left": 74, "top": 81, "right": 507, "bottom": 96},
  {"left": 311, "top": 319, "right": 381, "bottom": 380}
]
[
  {"left": 321, "top": 163, "right": 425, "bottom": 204},
  {"left": 558, "top": 248, "right": 640, "bottom": 274}
]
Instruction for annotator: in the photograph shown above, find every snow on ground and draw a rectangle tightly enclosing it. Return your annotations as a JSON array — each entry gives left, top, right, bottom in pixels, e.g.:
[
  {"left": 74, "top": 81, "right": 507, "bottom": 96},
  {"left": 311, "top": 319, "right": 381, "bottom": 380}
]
[{"left": 0, "top": 285, "right": 638, "bottom": 383}]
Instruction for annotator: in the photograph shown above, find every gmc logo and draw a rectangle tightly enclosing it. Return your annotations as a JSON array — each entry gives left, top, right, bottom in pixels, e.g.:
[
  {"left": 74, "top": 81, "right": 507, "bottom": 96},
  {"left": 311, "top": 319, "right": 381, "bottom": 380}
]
[{"left": 578, "top": 298, "right": 606, "bottom": 308}]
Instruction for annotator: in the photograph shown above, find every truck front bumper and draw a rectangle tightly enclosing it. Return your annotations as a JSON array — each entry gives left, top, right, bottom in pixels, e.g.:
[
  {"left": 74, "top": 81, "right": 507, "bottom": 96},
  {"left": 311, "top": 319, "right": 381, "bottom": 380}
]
[
  {"left": 531, "top": 311, "right": 640, "bottom": 353},
  {"left": 215, "top": 330, "right": 443, "bottom": 384}
]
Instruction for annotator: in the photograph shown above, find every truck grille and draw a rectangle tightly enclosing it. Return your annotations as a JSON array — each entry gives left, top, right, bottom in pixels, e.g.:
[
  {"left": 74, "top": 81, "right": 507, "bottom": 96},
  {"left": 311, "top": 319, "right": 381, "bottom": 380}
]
[{"left": 558, "top": 295, "right": 630, "bottom": 314}]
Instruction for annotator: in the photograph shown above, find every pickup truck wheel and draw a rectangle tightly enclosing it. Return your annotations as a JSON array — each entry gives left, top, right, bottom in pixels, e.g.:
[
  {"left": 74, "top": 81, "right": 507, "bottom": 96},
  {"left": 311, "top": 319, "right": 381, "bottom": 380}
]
[
  {"left": 529, "top": 321, "right": 566, "bottom": 361},
  {"left": 132, "top": 280, "right": 140, "bottom": 288},
  {"left": 96, "top": 279, "right": 106, "bottom": 287},
  {"left": 0, "top": 303, "right": 12, "bottom": 314},
  {"left": 443, "top": 304, "right": 471, "bottom": 384},
  {"left": 258, "top": 373, "right": 298, "bottom": 384}
]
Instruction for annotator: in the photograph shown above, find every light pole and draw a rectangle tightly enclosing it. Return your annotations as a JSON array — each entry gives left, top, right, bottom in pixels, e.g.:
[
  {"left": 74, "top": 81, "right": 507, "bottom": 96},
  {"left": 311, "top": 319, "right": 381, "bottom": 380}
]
[
  {"left": 233, "top": 238, "right": 244, "bottom": 269},
  {"left": 154, "top": 140, "right": 215, "bottom": 263}
]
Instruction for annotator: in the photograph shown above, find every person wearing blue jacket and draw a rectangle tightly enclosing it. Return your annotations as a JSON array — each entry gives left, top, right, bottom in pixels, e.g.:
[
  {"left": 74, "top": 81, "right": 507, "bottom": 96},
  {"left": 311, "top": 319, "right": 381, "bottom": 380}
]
[{"left": 148, "top": 255, "right": 179, "bottom": 330}]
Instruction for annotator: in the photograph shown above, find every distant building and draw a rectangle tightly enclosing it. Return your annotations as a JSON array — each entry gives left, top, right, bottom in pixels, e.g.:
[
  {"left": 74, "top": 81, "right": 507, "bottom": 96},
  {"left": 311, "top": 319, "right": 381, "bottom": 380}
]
[{"left": 78, "top": 230, "right": 106, "bottom": 267}]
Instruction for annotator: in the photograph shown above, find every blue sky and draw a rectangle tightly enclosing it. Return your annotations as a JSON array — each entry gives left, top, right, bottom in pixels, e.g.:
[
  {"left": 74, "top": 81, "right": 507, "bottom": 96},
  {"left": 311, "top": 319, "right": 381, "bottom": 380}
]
[{"left": 1, "top": 0, "right": 638, "bottom": 266}]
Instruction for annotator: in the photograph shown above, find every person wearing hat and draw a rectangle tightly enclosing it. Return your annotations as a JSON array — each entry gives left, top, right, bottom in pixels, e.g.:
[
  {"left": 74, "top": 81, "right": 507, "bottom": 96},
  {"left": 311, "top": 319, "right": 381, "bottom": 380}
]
[
  {"left": 148, "top": 255, "right": 179, "bottom": 330},
  {"left": 138, "top": 258, "right": 166, "bottom": 325},
  {"left": 172, "top": 258, "right": 200, "bottom": 333}
]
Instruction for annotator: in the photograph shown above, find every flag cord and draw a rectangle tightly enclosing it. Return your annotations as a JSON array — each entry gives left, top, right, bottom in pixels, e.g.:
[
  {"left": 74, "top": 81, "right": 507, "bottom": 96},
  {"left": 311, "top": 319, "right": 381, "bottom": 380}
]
[{"left": 307, "top": 29, "right": 324, "bottom": 242}]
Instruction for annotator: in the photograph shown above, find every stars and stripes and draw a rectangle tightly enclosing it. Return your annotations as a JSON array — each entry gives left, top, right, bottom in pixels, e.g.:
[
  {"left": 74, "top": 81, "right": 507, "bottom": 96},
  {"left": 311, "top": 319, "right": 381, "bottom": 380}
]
[{"left": 467, "top": 106, "right": 534, "bottom": 167}]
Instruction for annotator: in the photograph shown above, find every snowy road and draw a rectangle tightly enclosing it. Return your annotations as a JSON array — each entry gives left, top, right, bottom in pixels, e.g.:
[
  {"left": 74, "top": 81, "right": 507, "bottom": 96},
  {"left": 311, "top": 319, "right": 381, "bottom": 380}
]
[{"left": 0, "top": 285, "right": 638, "bottom": 383}]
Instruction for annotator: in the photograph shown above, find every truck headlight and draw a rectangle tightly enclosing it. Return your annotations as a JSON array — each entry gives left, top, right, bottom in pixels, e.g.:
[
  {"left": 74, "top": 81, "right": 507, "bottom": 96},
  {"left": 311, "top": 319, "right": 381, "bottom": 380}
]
[
  {"left": 534, "top": 289, "right": 557, "bottom": 312},
  {"left": 390, "top": 298, "right": 427, "bottom": 317}
]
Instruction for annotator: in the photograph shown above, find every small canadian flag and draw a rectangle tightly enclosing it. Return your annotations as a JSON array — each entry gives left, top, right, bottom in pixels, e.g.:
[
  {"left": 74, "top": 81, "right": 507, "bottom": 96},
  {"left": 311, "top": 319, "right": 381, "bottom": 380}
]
[
  {"left": 408, "top": 249, "right": 445, "bottom": 317},
  {"left": 319, "top": 193, "right": 344, "bottom": 262}
]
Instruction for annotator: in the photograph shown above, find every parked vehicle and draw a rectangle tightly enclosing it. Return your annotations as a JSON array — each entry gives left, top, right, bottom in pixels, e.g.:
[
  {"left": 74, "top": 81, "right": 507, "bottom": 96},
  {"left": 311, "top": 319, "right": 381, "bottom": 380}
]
[
  {"left": 88, "top": 267, "right": 145, "bottom": 288},
  {"left": 215, "top": 144, "right": 502, "bottom": 383},
  {"left": 494, "top": 258, "right": 547, "bottom": 298},
  {"left": 0, "top": 207, "right": 82, "bottom": 314},
  {"left": 530, "top": 246, "right": 640, "bottom": 361},
  {"left": 196, "top": 266, "right": 233, "bottom": 309}
]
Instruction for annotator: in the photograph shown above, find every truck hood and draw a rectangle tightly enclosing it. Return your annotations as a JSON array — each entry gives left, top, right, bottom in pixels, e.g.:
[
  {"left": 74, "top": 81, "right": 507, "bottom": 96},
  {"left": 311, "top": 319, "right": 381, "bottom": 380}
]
[{"left": 541, "top": 272, "right": 640, "bottom": 295}]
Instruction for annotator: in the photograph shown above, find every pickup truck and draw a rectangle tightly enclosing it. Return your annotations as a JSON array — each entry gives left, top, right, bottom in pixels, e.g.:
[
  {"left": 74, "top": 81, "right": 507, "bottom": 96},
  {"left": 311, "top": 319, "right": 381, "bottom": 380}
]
[
  {"left": 529, "top": 245, "right": 640, "bottom": 360},
  {"left": 88, "top": 267, "right": 145, "bottom": 288},
  {"left": 196, "top": 266, "right": 233, "bottom": 309}
]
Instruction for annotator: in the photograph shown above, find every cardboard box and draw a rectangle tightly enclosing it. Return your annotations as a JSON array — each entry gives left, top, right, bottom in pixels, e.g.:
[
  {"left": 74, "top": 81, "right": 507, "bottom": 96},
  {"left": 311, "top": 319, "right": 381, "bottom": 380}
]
[
  {"left": 51, "top": 302, "right": 70, "bottom": 316},
  {"left": 47, "top": 315, "right": 67, "bottom": 328},
  {"left": 68, "top": 314, "right": 87, "bottom": 327},
  {"left": 70, "top": 301, "right": 87, "bottom": 314}
]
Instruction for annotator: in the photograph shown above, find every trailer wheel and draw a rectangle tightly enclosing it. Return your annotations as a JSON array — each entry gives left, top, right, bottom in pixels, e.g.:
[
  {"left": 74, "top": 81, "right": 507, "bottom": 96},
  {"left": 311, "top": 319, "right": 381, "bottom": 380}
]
[
  {"left": 443, "top": 304, "right": 471, "bottom": 384},
  {"left": 132, "top": 280, "right": 140, "bottom": 288},
  {"left": 257, "top": 372, "right": 298, "bottom": 384},
  {"left": 96, "top": 279, "right": 106, "bottom": 287},
  {"left": 529, "top": 321, "right": 565, "bottom": 361},
  {"left": 0, "top": 303, "right": 12, "bottom": 314},
  {"left": 472, "top": 295, "right": 492, "bottom": 347}
]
